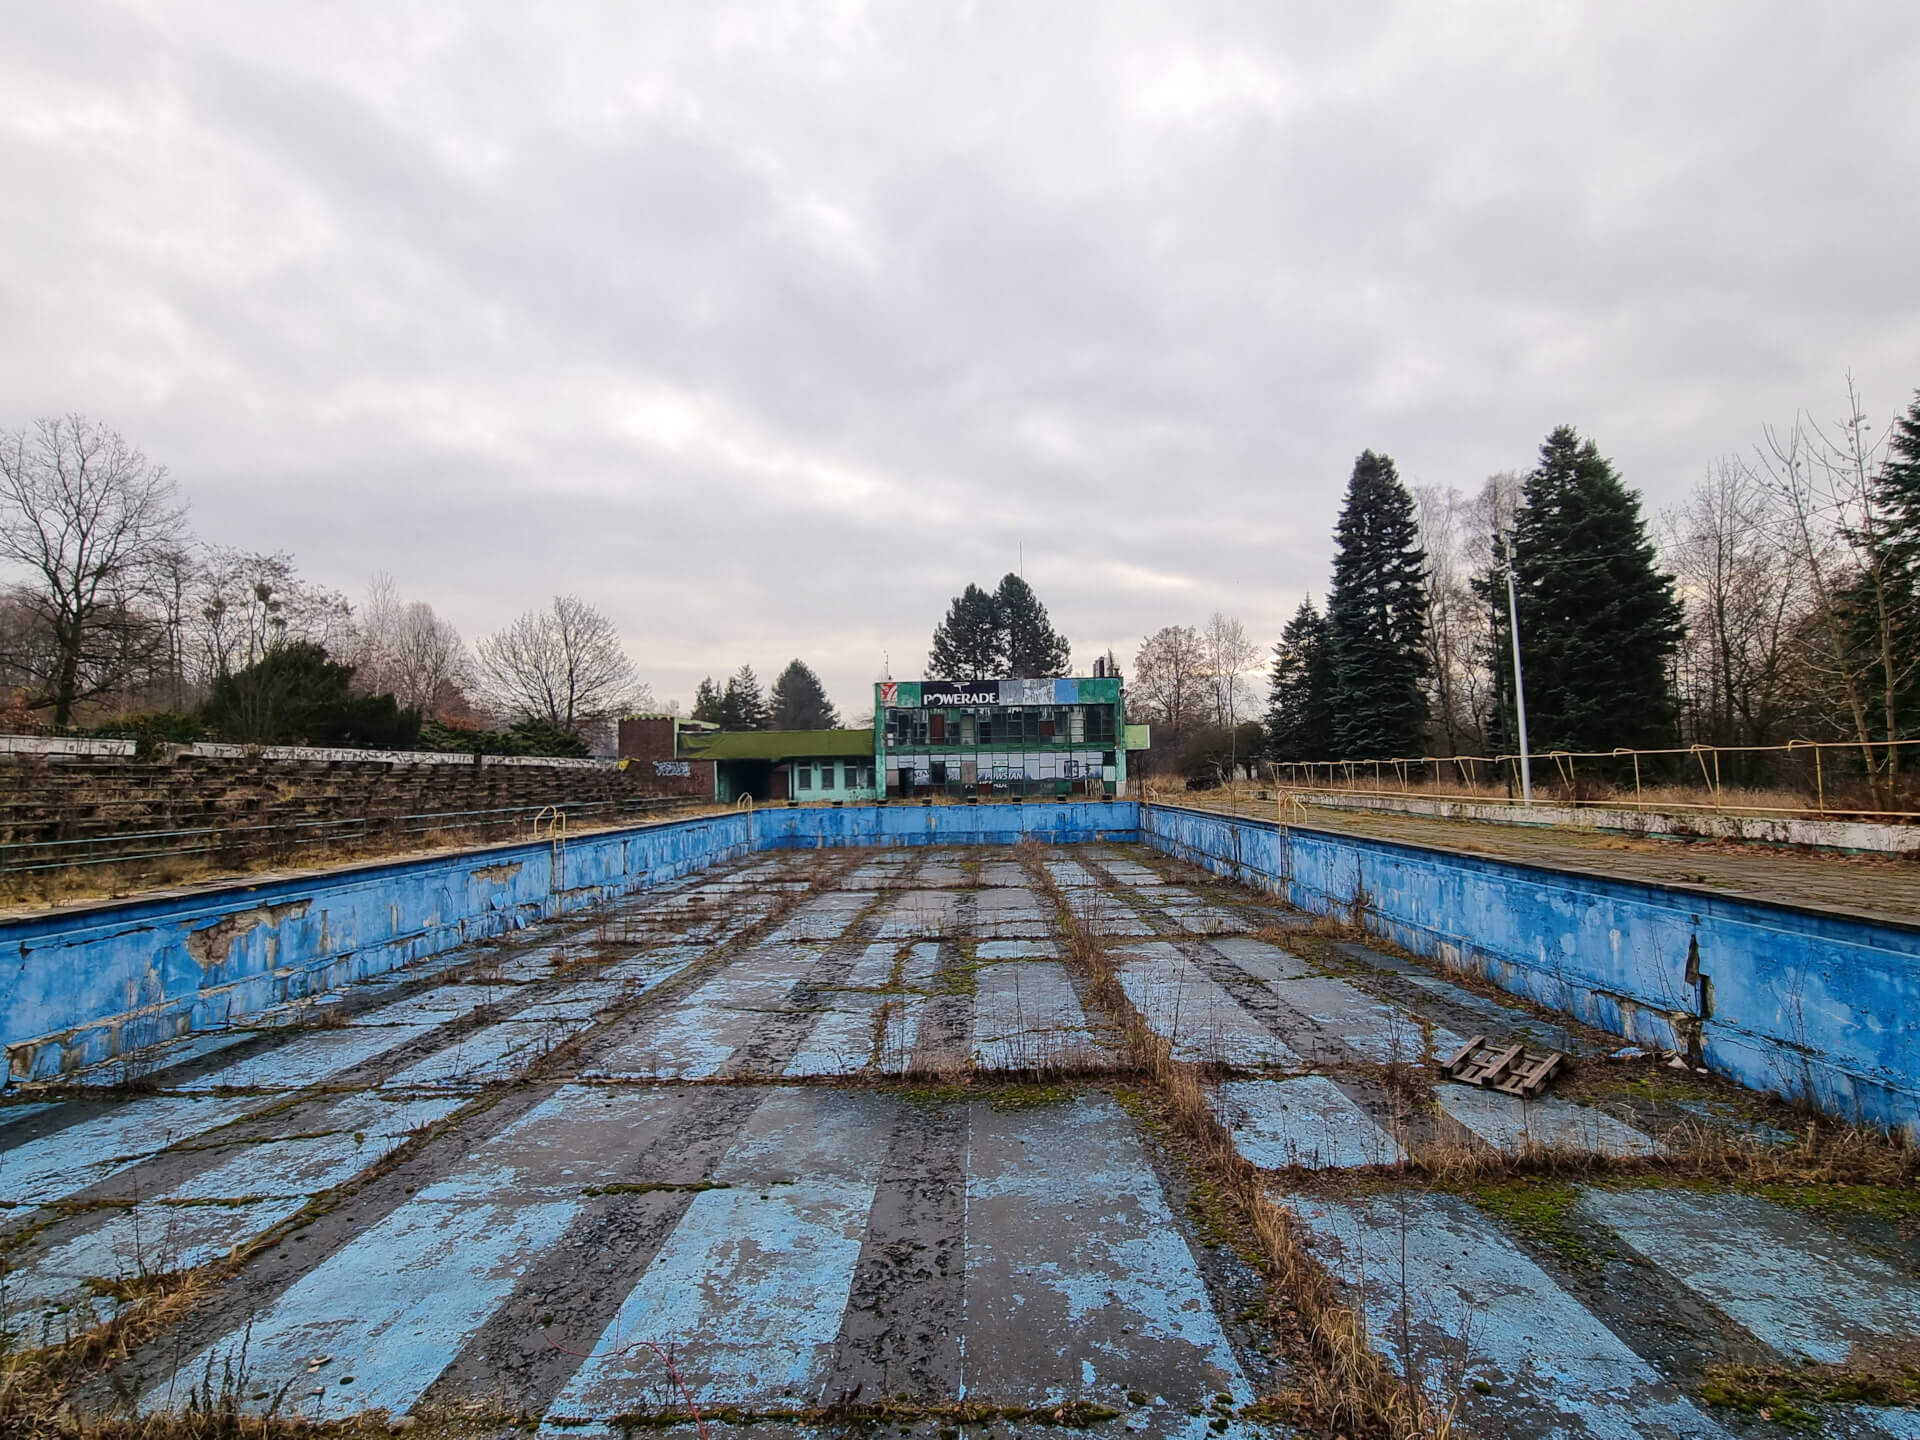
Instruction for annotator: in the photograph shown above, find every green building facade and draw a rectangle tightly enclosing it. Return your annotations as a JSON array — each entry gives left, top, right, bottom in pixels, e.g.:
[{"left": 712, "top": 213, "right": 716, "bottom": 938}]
[{"left": 874, "top": 676, "right": 1145, "bottom": 799}]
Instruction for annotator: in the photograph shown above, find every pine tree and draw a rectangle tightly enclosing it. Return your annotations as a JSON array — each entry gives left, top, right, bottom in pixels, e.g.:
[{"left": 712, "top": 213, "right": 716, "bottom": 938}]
[
  {"left": 928, "top": 584, "right": 1005, "bottom": 678},
  {"left": 1325, "top": 451, "right": 1431, "bottom": 757},
  {"left": 1506, "top": 426, "right": 1684, "bottom": 752},
  {"left": 996, "top": 573, "right": 1070, "bottom": 678},
  {"left": 718, "top": 664, "right": 768, "bottom": 730},
  {"left": 1265, "top": 598, "right": 1335, "bottom": 762},
  {"left": 691, "top": 676, "right": 723, "bottom": 724},
  {"left": 769, "top": 659, "right": 839, "bottom": 729}
]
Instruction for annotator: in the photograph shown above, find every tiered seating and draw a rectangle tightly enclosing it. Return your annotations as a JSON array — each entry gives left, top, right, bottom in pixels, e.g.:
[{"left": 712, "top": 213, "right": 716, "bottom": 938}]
[{"left": 0, "top": 751, "right": 684, "bottom": 875}]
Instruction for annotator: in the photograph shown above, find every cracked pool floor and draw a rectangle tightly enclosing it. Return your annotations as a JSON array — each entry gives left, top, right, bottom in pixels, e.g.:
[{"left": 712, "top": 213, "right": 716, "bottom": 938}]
[{"left": 2, "top": 844, "right": 1915, "bottom": 1439}]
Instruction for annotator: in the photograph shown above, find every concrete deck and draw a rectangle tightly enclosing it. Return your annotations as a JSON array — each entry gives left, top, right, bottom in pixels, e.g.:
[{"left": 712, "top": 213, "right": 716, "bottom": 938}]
[{"left": 3, "top": 844, "right": 1915, "bottom": 1438}]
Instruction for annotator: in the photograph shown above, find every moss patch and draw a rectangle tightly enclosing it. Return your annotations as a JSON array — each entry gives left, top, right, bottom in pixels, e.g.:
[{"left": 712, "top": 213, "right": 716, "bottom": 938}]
[{"left": 1467, "top": 1178, "right": 1615, "bottom": 1270}]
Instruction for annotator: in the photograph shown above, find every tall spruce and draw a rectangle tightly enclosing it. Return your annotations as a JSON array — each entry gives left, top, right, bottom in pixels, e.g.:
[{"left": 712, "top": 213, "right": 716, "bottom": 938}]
[
  {"left": 769, "top": 659, "right": 839, "bottom": 730},
  {"left": 928, "top": 583, "right": 1005, "bottom": 678},
  {"left": 691, "top": 676, "right": 723, "bottom": 724},
  {"left": 1265, "top": 598, "right": 1336, "bottom": 762},
  {"left": 1325, "top": 451, "right": 1431, "bottom": 757},
  {"left": 1860, "top": 390, "right": 1920, "bottom": 740},
  {"left": 1503, "top": 425, "right": 1684, "bottom": 752},
  {"left": 718, "top": 664, "right": 768, "bottom": 730},
  {"left": 996, "top": 573, "right": 1070, "bottom": 678}
]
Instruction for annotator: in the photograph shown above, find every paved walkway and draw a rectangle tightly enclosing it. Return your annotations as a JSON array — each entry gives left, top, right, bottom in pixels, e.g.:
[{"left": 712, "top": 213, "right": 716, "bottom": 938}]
[{"left": 3, "top": 846, "right": 1914, "bottom": 1438}]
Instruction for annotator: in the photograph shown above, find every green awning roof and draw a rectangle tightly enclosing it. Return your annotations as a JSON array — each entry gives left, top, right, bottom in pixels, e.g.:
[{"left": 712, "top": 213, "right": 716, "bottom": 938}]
[{"left": 680, "top": 727, "right": 874, "bottom": 762}]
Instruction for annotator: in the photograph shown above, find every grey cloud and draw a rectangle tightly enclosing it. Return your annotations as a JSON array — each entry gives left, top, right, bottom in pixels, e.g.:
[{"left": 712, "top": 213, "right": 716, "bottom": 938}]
[{"left": 2, "top": 1, "right": 1917, "bottom": 714}]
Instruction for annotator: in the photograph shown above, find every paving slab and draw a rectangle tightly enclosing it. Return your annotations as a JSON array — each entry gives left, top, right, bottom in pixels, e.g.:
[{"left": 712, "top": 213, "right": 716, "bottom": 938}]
[
  {"left": 0, "top": 1095, "right": 262, "bottom": 1207},
  {"left": 172, "top": 1023, "right": 441, "bottom": 1093},
  {"left": 380, "top": 1017, "right": 591, "bottom": 1089},
  {"left": 970, "top": 961, "right": 1104, "bottom": 1072},
  {"left": 1577, "top": 1188, "right": 1920, "bottom": 1364},
  {"left": 584, "top": 947, "right": 817, "bottom": 1080},
  {"left": 1435, "top": 1084, "right": 1658, "bottom": 1158},
  {"left": 1264, "top": 975, "right": 1456, "bottom": 1066},
  {"left": 1204, "top": 936, "right": 1314, "bottom": 984},
  {"left": 543, "top": 1091, "right": 893, "bottom": 1419},
  {"left": 1220, "top": 1076, "right": 1404, "bottom": 1170},
  {"left": 1294, "top": 1191, "right": 1730, "bottom": 1439},
  {"left": 1113, "top": 943, "right": 1301, "bottom": 1068},
  {"left": 962, "top": 1092, "right": 1253, "bottom": 1426}
]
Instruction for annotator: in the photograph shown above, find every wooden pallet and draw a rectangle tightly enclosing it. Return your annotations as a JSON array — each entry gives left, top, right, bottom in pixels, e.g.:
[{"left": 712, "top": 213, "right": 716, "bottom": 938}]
[{"left": 1440, "top": 1034, "right": 1565, "bottom": 1098}]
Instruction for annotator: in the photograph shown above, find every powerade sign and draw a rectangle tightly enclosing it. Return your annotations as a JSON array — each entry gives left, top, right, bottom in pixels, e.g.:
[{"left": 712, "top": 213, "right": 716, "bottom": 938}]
[
  {"left": 885, "top": 677, "right": 1104, "bottom": 708},
  {"left": 921, "top": 680, "right": 1004, "bottom": 706}
]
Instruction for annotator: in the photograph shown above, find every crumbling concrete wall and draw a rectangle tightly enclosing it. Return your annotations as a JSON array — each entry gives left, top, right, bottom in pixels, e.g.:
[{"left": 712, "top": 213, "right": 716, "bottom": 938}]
[
  {"left": 1141, "top": 803, "right": 1920, "bottom": 1139},
  {"left": 0, "top": 812, "right": 751, "bottom": 1081}
]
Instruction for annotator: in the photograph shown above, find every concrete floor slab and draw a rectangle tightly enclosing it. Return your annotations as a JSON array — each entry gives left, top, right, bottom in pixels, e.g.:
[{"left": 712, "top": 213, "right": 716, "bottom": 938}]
[
  {"left": 1435, "top": 1084, "right": 1658, "bottom": 1158},
  {"left": 974, "top": 938, "right": 1058, "bottom": 960},
  {"left": 971, "top": 961, "right": 1103, "bottom": 1072},
  {"left": 875, "top": 890, "right": 960, "bottom": 939},
  {"left": 585, "top": 949, "right": 816, "bottom": 1080},
  {"left": 783, "top": 995, "right": 920, "bottom": 1077},
  {"left": 1114, "top": 944, "right": 1302, "bottom": 1069},
  {"left": 174, "top": 1023, "right": 441, "bottom": 1093},
  {"left": 146, "top": 1194, "right": 577, "bottom": 1419},
  {"left": 1205, "top": 937, "right": 1313, "bottom": 984},
  {"left": 380, "top": 1017, "right": 590, "bottom": 1089},
  {"left": 962, "top": 1092, "right": 1252, "bottom": 1417},
  {"left": 1296, "top": 1191, "right": 1730, "bottom": 1439},
  {"left": 0, "top": 1096, "right": 261, "bottom": 1206},
  {"left": 1220, "top": 1077, "right": 1404, "bottom": 1170},
  {"left": 1577, "top": 1188, "right": 1920, "bottom": 1364},
  {"left": 1265, "top": 975, "right": 1455, "bottom": 1065},
  {"left": 970, "top": 886, "right": 1053, "bottom": 938}
]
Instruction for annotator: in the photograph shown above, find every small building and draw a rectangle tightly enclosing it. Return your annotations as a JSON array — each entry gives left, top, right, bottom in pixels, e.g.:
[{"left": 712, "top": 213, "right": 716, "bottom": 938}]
[
  {"left": 615, "top": 713, "right": 718, "bottom": 798},
  {"left": 875, "top": 676, "right": 1149, "bottom": 799},
  {"left": 679, "top": 728, "right": 878, "bottom": 803}
]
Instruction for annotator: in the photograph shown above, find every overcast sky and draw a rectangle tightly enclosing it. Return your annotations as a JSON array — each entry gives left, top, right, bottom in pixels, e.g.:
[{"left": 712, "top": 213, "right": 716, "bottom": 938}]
[{"left": 4, "top": 3, "right": 1917, "bottom": 715}]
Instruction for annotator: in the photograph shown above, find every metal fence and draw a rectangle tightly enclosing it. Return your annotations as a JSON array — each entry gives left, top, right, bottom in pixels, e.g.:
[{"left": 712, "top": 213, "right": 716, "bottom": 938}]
[
  {"left": 0, "top": 795, "right": 703, "bottom": 878},
  {"left": 1258, "top": 738, "right": 1920, "bottom": 821}
]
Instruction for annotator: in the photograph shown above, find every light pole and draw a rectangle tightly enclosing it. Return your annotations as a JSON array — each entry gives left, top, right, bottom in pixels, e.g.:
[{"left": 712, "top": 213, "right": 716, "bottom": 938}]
[{"left": 1503, "top": 533, "right": 1533, "bottom": 805}]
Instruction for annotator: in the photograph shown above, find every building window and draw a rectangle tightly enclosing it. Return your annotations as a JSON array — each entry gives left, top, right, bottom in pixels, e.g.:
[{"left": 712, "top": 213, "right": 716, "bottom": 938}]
[
  {"left": 797, "top": 765, "right": 813, "bottom": 791},
  {"left": 1086, "top": 706, "right": 1115, "bottom": 743}
]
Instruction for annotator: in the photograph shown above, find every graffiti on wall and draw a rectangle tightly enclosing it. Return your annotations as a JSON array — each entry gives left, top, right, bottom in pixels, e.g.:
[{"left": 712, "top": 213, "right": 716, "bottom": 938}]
[{"left": 654, "top": 760, "right": 691, "bottom": 778}]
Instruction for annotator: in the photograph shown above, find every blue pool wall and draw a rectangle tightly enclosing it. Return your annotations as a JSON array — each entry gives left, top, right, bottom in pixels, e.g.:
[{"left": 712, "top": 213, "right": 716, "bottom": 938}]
[
  {"left": 1138, "top": 802, "right": 1920, "bottom": 1139},
  {"left": 6, "top": 799, "right": 1916, "bottom": 1139}
]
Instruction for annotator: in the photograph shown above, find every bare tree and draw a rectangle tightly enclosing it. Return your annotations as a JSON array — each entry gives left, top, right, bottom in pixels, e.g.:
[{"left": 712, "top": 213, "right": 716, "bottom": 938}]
[
  {"left": 1202, "top": 612, "right": 1260, "bottom": 730},
  {"left": 355, "top": 573, "right": 470, "bottom": 711},
  {"left": 0, "top": 416, "right": 188, "bottom": 724},
  {"left": 1661, "top": 458, "right": 1806, "bottom": 752},
  {"left": 191, "top": 548, "right": 355, "bottom": 684},
  {"left": 1130, "top": 624, "right": 1209, "bottom": 742},
  {"left": 1751, "top": 375, "right": 1909, "bottom": 796},
  {"left": 477, "top": 594, "right": 642, "bottom": 732},
  {"left": 1413, "top": 484, "right": 1489, "bottom": 754}
]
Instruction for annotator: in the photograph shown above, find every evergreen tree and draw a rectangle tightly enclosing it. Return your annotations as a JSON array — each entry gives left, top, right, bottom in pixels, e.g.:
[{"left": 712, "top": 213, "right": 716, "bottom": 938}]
[
  {"left": 718, "top": 664, "right": 768, "bottom": 730},
  {"left": 691, "top": 676, "right": 723, "bottom": 724},
  {"left": 928, "top": 584, "right": 1005, "bottom": 678},
  {"left": 1325, "top": 451, "right": 1431, "bottom": 757},
  {"left": 996, "top": 573, "right": 1070, "bottom": 678},
  {"left": 1858, "top": 389, "right": 1920, "bottom": 740},
  {"left": 769, "top": 659, "right": 839, "bottom": 729},
  {"left": 1504, "top": 426, "right": 1684, "bottom": 752},
  {"left": 1265, "top": 598, "right": 1335, "bottom": 762}
]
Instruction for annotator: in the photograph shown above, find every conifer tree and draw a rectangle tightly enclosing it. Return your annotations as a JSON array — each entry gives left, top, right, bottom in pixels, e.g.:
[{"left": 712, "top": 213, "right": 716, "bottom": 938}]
[
  {"left": 1265, "top": 598, "right": 1335, "bottom": 762},
  {"left": 691, "top": 676, "right": 723, "bottom": 724},
  {"left": 718, "top": 664, "right": 768, "bottom": 730},
  {"left": 769, "top": 659, "right": 839, "bottom": 730},
  {"left": 1859, "top": 389, "right": 1920, "bottom": 740},
  {"left": 1325, "top": 451, "right": 1431, "bottom": 757},
  {"left": 1503, "top": 426, "right": 1684, "bottom": 752},
  {"left": 997, "top": 573, "right": 1070, "bottom": 678},
  {"left": 928, "top": 584, "right": 1005, "bottom": 678}
]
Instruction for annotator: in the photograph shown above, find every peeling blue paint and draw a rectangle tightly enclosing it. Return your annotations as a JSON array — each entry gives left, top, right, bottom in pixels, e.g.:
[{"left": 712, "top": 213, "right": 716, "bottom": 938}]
[{"left": 1142, "top": 803, "right": 1920, "bottom": 1136}]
